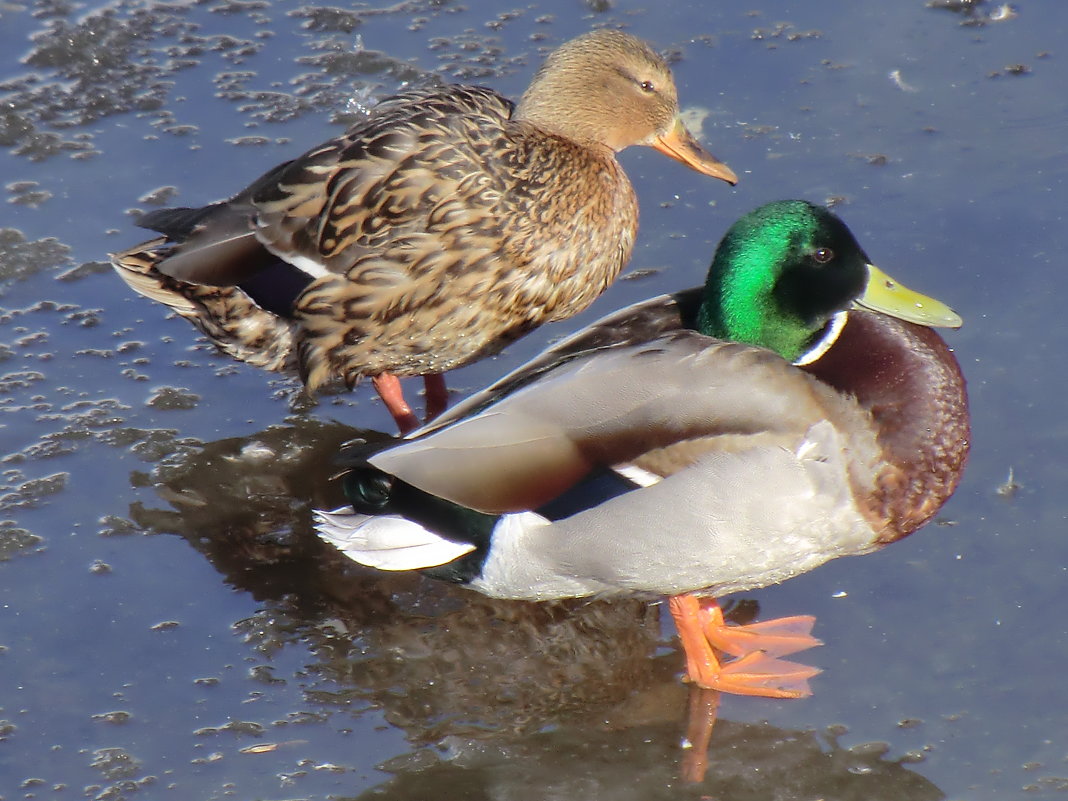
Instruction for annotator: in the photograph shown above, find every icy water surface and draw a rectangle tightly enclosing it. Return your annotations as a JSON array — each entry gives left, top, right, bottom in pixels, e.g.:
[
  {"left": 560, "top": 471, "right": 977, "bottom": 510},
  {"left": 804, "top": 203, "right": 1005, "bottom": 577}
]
[{"left": 1, "top": 0, "right": 1066, "bottom": 798}]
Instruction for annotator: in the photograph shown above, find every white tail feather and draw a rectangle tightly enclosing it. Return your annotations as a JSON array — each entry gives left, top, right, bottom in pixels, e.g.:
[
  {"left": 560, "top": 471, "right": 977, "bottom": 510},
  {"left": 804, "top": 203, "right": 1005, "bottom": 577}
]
[{"left": 314, "top": 507, "right": 476, "bottom": 571}]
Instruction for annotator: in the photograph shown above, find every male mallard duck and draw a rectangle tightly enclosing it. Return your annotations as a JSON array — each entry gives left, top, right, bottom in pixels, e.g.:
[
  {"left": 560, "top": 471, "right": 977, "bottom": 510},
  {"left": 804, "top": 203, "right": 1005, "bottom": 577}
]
[
  {"left": 314, "top": 200, "right": 970, "bottom": 697},
  {"left": 111, "top": 29, "right": 737, "bottom": 434}
]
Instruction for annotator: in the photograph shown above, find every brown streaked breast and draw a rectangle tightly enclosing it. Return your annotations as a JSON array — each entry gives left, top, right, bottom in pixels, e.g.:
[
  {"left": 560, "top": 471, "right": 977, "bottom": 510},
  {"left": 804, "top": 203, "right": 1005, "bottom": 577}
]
[{"left": 804, "top": 309, "right": 970, "bottom": 542}]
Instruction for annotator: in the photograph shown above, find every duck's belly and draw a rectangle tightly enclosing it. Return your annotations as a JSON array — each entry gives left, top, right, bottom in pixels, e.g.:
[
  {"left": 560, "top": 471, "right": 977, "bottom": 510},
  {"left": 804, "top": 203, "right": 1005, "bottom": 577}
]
[{"left": 471, "top": 423, "right": 881, "bottom": 601}]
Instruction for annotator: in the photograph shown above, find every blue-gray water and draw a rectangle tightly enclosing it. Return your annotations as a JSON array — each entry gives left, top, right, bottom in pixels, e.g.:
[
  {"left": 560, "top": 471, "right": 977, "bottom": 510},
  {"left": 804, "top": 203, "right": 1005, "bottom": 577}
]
[{"left": 1, "top": 1, "right": 1065, "bottom": 798}]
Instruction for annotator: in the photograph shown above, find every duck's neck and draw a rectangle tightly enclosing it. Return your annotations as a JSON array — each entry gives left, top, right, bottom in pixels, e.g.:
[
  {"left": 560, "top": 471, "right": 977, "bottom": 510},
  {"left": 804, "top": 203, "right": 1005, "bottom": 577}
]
[
  {"left": 792, "top": 311, "right": 848, "bottom": 366},
  {"left": 803, "top": 310, "right": 970, "bottom": 541},
  {"left": 514, "top": 89, "right": 616, "bottom": 150}
]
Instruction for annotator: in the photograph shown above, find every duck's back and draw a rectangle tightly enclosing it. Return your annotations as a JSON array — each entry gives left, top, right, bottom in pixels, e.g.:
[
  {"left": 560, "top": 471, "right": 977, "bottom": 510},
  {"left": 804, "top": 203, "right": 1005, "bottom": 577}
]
[{"left": 145, "top": 86, "right": 519, "bottom": 286}]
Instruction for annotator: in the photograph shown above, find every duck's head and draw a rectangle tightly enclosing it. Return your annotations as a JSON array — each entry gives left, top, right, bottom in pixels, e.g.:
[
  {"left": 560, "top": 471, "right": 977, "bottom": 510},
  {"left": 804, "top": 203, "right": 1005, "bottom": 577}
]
[
  {"left": 515, "top": 29, "right": 738, "bottom": 185},
  {"left": 697, "top": 200, "right": 962, "bottom": 363}
]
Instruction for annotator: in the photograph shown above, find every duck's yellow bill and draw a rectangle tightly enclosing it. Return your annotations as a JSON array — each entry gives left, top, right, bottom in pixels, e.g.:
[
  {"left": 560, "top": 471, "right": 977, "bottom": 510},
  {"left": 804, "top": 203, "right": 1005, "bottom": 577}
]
[
  {"left": 650, "top": 118, "right": 738, "bottom": 185},
  {"left": 855, "top": 264, "right": 962, "bottom": 329}
]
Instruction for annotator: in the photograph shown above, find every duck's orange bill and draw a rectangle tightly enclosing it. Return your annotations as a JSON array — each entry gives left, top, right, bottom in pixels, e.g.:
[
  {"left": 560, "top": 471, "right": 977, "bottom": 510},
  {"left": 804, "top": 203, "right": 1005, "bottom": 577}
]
[{"left": 651, "top": 118, "right": 738, "bottom": 185}]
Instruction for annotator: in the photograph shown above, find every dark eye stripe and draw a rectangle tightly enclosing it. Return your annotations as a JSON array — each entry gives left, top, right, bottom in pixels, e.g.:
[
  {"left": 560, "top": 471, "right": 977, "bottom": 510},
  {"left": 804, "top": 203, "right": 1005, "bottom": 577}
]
[{"left": 612, "top": 65, "right": 655, "bottom": 93}]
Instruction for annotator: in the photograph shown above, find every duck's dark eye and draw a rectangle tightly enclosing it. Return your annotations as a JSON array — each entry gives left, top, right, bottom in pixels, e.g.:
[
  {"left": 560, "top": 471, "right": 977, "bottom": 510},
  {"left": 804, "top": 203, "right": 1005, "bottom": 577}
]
[
  {"left": 638, "top": 80, "right": 655, "bottom": 93},
  {"left": 812, "top": 247, "right": 834, "bottom": 264},
  {"left": 348, "top": 468, "right": 394, "bottom": 512}
]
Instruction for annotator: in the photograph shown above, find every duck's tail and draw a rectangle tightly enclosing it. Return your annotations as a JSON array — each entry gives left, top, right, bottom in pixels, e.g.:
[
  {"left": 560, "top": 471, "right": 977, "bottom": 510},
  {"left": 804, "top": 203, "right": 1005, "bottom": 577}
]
[{"left": 111, "top": 238, "right": 300, "bottom": 373}]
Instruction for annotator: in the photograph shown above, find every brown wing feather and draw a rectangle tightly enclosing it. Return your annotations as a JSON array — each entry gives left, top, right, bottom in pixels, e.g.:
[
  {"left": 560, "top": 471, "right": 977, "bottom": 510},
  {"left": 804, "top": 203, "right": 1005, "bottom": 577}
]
[
  {"left": 371, "top": 331, "right": 867, "bottom": 513},
  {"left": 421, "top": 287, "right": 703, "bottom": 433},
  {"left": 250, "top": 86, "right": 515, "bottom": 272}
]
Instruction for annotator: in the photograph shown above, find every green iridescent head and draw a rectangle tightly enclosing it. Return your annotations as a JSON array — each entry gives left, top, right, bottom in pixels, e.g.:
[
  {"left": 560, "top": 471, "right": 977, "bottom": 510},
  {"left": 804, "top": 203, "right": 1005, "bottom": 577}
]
[{"left": 697, "top": 200, "right": 961, "bottom": 362}]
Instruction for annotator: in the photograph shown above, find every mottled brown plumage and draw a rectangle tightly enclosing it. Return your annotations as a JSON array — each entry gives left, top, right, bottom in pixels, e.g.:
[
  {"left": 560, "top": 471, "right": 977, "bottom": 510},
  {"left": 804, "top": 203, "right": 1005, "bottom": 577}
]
[{"left": 110, "top": 30, "right": 737, "bottom": 432}]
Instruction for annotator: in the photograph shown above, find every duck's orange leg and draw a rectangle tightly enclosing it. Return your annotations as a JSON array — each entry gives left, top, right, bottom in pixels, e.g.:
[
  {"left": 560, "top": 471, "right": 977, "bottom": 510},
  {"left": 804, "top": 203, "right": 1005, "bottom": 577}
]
[
  {"left": 422, "top": 373, "right": 449, "bottom": 421},
  {"left": 669, "top": 595, "right": 820, "bottom": 698},
  {"left": 372, "top": 373, "right": 420, "bottom": 435},
  {"left": 679, "top": 686, "right": 720, "bottom": 784}
]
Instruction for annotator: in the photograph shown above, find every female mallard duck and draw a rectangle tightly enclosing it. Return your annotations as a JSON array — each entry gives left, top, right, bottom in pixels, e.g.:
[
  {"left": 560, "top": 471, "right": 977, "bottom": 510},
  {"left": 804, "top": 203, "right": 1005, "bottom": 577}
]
[
  {"left": 314, "top": 200, "right": 969, "bottom": 697},
  {"left": 111, "top": 29, "right": 737, "bottom": 434}
]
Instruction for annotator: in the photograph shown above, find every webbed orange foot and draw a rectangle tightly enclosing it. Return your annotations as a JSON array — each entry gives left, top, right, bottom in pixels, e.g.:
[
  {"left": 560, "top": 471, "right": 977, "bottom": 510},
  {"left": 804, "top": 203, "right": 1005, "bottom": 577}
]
[
  {"left": 700, "top": 650, "right": 820, "bottom": 698},
  {"left": 669, "top": 594, "right": 822, "bottom": 699},
  {"left": 697, "top": 598, "right": 821, "bottom": 658}
]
